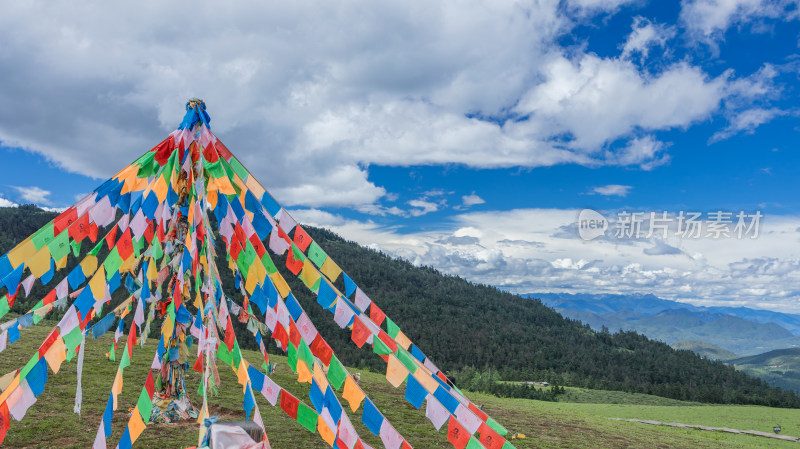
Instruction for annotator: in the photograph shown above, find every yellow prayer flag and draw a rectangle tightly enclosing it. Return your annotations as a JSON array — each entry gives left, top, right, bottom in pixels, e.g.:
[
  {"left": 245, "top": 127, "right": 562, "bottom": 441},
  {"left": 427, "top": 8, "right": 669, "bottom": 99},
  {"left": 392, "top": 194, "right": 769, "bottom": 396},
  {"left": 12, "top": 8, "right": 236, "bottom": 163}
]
[
  {"left": 313, "top": 362, "right": 329, "bottom": 391},
  {"left": 395, "top": 330, "right": 412, "bottom": 350},
  {"left": 269, "top": 272, "right": 291, "bottom": 299},
  {"left": 147, "top": 261, "right": 157, "bottom": 281},
  {"left": 237, "top": 359, "right": 249, "bottom": 389},
  {"left": 8, "top": 238, "right": 36, "bottom": 269},
  {"left": 413, "top": 369, "right": 440, "bottom": 394},
  {"left": 128, "top": 406, "right": 146, "bottom": 442},
  {"left": 206, "top": 188, "right": 218, "bottom": 211},
  {"left": 300, "top": 259, "right": 321, "bottom": 290},
  {"left": 317, "top": 415, "right": 336, "bottom": 447},
  {"left": 154, "top": 176, "right": 169, "bottom": 203},
  {"left": 161, "top": 316, "right": 174, "bottom": 343},
  {"left": 81, "top": 255, "right": 98, "bottom": 277},
  {"left": 0, "top": 371, "right": 17, "bottom": 392},
  {"left": 296, "top": 360, "right": 312, "bottom": 384},
  {"left": 244, "top": 262, "right": 259, "bottom": 295},
  {"left": 245, "top": 176, "right": 266, "bottom": 202},
  {"left": 386, "top": 354, "right": 409, "bottom": 388},
  {"left": 112, "top": 369, "right": 124, "bottom": 410},
  {"left": 27, "top": 246, "right": 51, "bottom": 278},
  {"left": 215, "top": 176, "right": 236, "bottom": 195},
  {"left": 55, "top": 255, "right": 68, "bottom": 270},
  {"left": 44, "top": 337, "right": 67, "bottom": 374},
  {"left": 90, "top": 266, "right": 107, "bottom": 300},
  {"left": 0, "top": 374, "right": 19, "bottom": 405},
  {"left": 342, "top": 375, "right": 365, "bottom": 412},
  {"left": 319, "top": 258, "right": 342, "bottom": 282}
]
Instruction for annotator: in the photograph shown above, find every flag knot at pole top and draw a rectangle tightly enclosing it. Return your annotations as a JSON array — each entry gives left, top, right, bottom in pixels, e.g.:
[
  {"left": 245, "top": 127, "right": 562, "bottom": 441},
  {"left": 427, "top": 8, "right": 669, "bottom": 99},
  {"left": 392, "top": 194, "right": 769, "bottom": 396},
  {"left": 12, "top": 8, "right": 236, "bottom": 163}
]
[{"left": 179, "top": 97, "right": 210, "bottom": 130}]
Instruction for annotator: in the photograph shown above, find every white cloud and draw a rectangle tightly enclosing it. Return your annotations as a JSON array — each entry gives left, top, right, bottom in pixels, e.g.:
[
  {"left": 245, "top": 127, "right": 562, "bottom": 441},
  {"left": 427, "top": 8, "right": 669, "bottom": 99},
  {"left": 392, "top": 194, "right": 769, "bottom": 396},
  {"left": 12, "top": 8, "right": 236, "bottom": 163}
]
[
  {"left": 458, "top": 192, "right": 486, "bottom": 209},
  {"left": 710, "top": 107, "right": 785, "bottom": 142},
  {"left": 0, "top": 196, "right": 18, "bottom": 208},
  {"left": 0, "top": 1, "right": 780, "bottom": 211},
  {"left": 591, "top": 184, "right": 632, "bottom": 197},
  {"left": 11, "top": 186, "right": 52, "bottom": 204},
  {"left": 621, "top": 17, "right": 676, "bottom": 60},
  {"left": 294, "top": 207, "right": 800, "bottom": 311},
  {"left": 680, "top": 0, "right": 800, "bottom": 39},
  {"left": 407, "top": 199, "right": 440, "bottom": 217}
]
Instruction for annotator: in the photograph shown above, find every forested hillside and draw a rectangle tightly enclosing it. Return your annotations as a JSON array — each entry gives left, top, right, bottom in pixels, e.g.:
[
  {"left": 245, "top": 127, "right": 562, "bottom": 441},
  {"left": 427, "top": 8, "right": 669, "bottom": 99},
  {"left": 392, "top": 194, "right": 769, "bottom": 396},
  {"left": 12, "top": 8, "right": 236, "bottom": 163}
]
[{"left": 1, "top": 205, "right": 799, "bottom": 407}]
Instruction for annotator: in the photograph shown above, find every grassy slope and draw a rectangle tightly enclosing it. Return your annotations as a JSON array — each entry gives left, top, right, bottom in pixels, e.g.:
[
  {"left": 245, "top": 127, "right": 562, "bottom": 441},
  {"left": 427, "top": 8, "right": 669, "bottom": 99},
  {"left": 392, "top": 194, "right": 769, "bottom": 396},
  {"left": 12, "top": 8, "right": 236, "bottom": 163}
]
[
  {"left": 729, "top": 348, "right": 800, "bottom": 393},
  {"left": 671, "top": 341, "right": 739, "bottom": 361},
  {"left": 0, "top": 320, "right": 798, "bottom": 448}
]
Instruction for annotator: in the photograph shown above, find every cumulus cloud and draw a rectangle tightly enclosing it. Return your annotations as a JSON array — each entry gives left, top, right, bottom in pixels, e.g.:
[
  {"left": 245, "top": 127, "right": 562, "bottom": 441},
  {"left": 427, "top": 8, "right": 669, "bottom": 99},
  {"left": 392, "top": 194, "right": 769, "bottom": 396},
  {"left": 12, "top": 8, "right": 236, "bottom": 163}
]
[
  {"left": 621, "top": 17, "right": 676, "bottom": 61},
  {"left": 0, "top": 196, "right": 19, "bottom": 208},
  {"left": 591, "top": 184, "right": 632, "bottom": 197},
  {"left": 293, "top": 207, "right": 800, "bottom": 310},
  {"left": 11, "top": 186, "right": 52, "bottom": 205},
  {"left": 407, "top": 199, "right": 440, "bottom": 217},
  {"left": 0, "top": 1, "right": 784, "bottom": 212},
  {"left": 680, "top": 0, "right": 800, "bottom": 39}
]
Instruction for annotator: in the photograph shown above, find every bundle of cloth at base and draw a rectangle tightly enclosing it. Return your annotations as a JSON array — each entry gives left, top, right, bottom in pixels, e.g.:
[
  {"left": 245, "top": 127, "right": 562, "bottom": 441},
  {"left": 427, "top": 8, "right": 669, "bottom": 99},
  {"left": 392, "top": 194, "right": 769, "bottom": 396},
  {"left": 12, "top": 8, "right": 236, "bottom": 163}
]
[
  {"left": 150, "top": 392, "right": 198, "bottom": 423},
  {"left": 190, "top": 417, "right": 269, "bottom": 449}
]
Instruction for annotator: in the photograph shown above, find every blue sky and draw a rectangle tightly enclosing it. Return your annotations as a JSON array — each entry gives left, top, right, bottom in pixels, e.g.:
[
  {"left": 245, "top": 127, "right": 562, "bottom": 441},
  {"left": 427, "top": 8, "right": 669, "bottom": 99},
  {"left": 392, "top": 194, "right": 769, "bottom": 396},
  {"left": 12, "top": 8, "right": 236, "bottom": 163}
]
[{"left": 0, "top": 1, "right": 799, "bottom": 310}]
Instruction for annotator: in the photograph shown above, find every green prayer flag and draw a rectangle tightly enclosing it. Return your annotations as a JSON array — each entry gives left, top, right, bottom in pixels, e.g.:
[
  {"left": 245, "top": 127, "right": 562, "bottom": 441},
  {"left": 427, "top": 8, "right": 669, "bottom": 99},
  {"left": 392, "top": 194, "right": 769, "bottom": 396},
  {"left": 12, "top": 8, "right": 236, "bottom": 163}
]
[
  {"left": 307, "top": 242, "right": 327, "bottom": 268},
  {"left": 290, "top": 243, "right": 305, "bottom": 262},
  {"left": 20, "top": 354, "right": 39, "bottom": 380},
  {"left": 372, "top": 337, "right": 392, "bottom": 356},
  {"left": 296, "top": 402, "right": 317, "bottom": 433},
  {"left": 137, "top": 387, "right": 153, "bottom": 421},
  {"left": 109, "top": 345, "right": 116, "bottom": 362},
  {"left": 465, "top": 437, "right": 483, "bottom": 449},
  {"left": 386, "top": 317, "right": 400, "bottom": 339},
  {"left": 298, "top": 340, "right": 314, "bottom": 368},
  {"left": 0, "top": 296, "right": 10, "bottom": 321},
  {"left": 70, "top": 239, "right": 82, "bottom": 258},
  {"left": 231, "top": 341, "right": 242, "bottom": 368},
  {"left": 153, "top": 238, "right": 163, "bottom": 261},
  {"left": 287, "top": 344, "right": 298, "bottom": 371},
  {"left": 217, "top": 342, "right": 233, "bottom": 366},
  {"left": 135, "top": 151, "right": 158, "bottom": 178},
  {"left": 120, "top": 346, "right": 131, "bottom": 370},
  {"left": 396, "top": 348, "right": 418, "bottom": 374},
  {"left": 89, "top": 240, "right": 104, "bottom": 256},
  {"left": 228, "top": 157, "right": 250, "bottom": 183},
  {"left": 502, "top": 442, "right": 517, "bottom": 449},
  {"left": 487, "top": 416, "right": 508, "bottom": 436},
  {"left": 31, "top": 222, "right": 56, "bottom": 250},
  {"left": 104, "top": 247, "right": 123, "bottom": 280},
  {"left": 326, "top": 356, "right": 348, "bottom": 390},
  {"left": 63, "top": 327, "right": 83, "bottom": 360},
  {"left": 47, "top": 229, "right": 70, "bottom": 261},
  {"left": 261, "top": 254, "right": 277, "bottom": 274}
]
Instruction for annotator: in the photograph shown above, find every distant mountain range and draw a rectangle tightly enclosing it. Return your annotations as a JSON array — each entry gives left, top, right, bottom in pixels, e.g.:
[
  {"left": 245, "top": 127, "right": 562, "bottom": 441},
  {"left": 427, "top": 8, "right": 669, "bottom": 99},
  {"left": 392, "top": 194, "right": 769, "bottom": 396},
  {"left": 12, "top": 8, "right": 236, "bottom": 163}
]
[
  {"left": 525, "top": 292, "right": 800, "bottom": 356},
  {"left": 728, "top": 348, "right": 800, "bottom": 393}
]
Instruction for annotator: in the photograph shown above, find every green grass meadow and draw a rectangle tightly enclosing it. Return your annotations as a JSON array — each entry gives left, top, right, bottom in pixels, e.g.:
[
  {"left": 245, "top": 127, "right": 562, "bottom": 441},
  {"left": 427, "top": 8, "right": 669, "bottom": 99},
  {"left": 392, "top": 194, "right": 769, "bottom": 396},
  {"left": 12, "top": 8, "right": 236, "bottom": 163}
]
[{"left": 1, "top": 321, "right": 799, "bottom": 448}]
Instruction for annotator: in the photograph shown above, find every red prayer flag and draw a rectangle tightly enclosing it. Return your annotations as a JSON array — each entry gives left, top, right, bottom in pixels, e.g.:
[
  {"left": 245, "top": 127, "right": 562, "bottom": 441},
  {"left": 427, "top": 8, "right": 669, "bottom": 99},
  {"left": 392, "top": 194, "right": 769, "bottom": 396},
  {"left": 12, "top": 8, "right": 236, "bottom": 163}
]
[
  {"left": 285, "top": 248, "right": 303, "bottom": 275},
  {"left": 378, "top": 331, "right": 398, "bottom": 353},
  {"left": 309, "top": 334, "right": 333, "bottom": 365},
  {"left": 38, "top": 328, "right": 60, "bottom": 358},
  {"left": 105, "top": 225, "right": 118, "bottom": 249},
  {"left": 293, "top": 226, "right": 312, "bottom": 252},
  {"left": 54, "top": 207, "right": 78, "bottom": 235},
  {"left": 193, "top": 353, "right": 204, "bottom": 373},
  {"left": 68, "top": 213, "right": 90, "bottom": 242},
  {"left": 288, "top": 321, "right": 301, "bottom": 347},
  {"left": 272, "top": 324, "right": 289, "bottom": 350},
  {"left": 279, "top": 390, "right": 299, "bottom": 419},
  {"left": 370, "top": 304, "right": 386, "bottom": 327},
  {"left": 224, "top": 316, "right": 235, "bottom": 351},
  {"left": 478, "top": 422, "right": 504, "bottom": 449},
  {"left": 447, "top": 417, "right": 470, "bottom": 449},
  {"left": 351, "top": 317, "right": 370, "bottom": 349},
  {"left": 116, "top": 229, "right": 134, "bottom": 260},
  {"left": 152, "top": 136, "right": 175, "bottom": 166},
  {"left": 145, "top": 371, "right": 155, "bottom": 397},
  {"left": 0, "top": 402, "right": 9, "bottom": 444}
]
